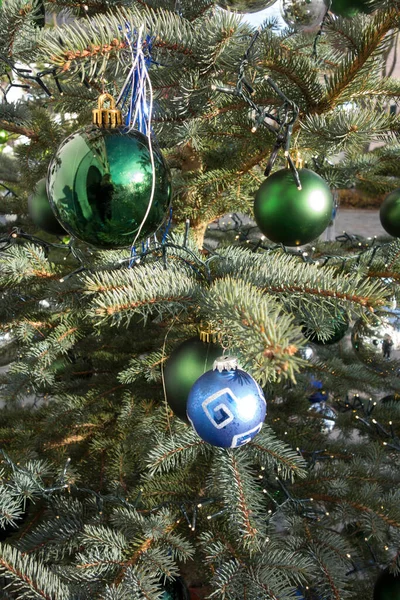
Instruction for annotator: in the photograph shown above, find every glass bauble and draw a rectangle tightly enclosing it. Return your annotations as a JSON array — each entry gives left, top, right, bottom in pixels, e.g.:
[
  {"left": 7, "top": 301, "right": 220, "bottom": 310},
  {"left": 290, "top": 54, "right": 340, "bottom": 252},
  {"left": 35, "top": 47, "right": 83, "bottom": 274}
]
[
  {"left": 0, "top": 331, "right": 18, "bottom": 367},
  {"left": 303, "top": 312, "right": 348, "bottom": 345},
  {"left": 47, "top": 127, "right": 172, "bottom": 249},
  {"left": 164, "top": 337, "right": 223, "bottom": 423},
  {"left": 187, "top": 356, "right": 266, "bottom": 448},
  {"left": 28, "top": 179, "right": 66, "bottom": 236},
  {"left": 254, "top": 168, "right": 333, "bottom": 246},
  {"left": 373, "top": 570, "right": 400, "bottom": 600},
  {"left": 299, "top": 345, "right": 314, "bottom": 361},
  {"left": 351, "top": 308, "right": 400, "bottom": 375},
  {"left": 380, "top": 188, "right": 400, "bottom": 238},
  {"left": 330, "top": 0, "right": 371, "bottom": 17},
  {"left": 308, "top": 402, "right": 336, "bottom": 433},
  {"left": 281, "top": 0, "right": 328, "bottom": 32},
  {"left": 217, "top": 0, "right": 277, "bottom": 13}
]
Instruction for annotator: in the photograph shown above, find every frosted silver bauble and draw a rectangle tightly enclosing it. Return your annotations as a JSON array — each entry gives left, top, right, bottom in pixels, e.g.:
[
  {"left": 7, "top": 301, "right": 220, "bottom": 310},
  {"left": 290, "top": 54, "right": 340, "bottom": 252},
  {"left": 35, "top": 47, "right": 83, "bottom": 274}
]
[
  {"left": 351, "top": 308, "right": 400, "bottom": 375},
  {"left": 281, "top": 0, "right": 328, "bottom": 31}
]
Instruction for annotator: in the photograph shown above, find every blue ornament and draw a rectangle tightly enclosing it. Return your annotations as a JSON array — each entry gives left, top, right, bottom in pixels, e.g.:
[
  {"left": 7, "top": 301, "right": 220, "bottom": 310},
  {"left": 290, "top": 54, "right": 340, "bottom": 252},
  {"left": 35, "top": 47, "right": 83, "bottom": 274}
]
[
  {"left": 308, "top": 390, "right": 327, "bottom": 404},
  {"left": 310, "top": 376, "right": 323, "bottom": 390},
  {"left": 186, "top": 356, "right": 267, "bottom": 448}
]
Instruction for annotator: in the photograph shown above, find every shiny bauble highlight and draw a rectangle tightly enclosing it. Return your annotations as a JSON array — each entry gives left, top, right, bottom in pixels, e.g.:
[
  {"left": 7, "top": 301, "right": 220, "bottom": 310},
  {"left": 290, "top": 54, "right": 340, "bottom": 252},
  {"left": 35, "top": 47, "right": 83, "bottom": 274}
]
[
  {"left": 254, "top": 168, "right": 333, "bottom": 246},
  {"left": 351, "top": 308, "right": 400, "bottom": 375},
  {"left": 47, "top": 127, "right": 172, "bottom": 249}
]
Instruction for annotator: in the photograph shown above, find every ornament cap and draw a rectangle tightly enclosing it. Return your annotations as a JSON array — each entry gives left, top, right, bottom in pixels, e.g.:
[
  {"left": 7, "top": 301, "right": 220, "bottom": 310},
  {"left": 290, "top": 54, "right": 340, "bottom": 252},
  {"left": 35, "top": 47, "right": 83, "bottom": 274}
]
[
  {"left": 213, "top": 356, "right": 238, "bottom": 372},
  {"left": 92, "top": 93, "right": 122, "bottom": 129},
  {"left": 199, "top": 323, "right": 221, "bottom": 344}
]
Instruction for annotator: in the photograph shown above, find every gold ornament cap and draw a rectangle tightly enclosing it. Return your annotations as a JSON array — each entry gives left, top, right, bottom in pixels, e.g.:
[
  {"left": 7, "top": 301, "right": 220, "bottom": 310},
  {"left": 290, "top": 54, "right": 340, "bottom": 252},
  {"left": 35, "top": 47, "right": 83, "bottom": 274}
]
[
  {"left": 92, "top": 93, "right": 122, "bottom": 129},
  {"left": 199, "top": 323, "right": 221, "bottom": 344}
]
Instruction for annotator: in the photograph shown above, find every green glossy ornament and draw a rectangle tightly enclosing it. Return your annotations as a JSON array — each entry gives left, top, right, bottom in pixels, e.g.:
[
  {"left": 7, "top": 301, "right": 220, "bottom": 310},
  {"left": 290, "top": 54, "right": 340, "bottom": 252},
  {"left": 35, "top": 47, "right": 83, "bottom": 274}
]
[
  {"left": 330, "top": 0, "right": 371, "bottom": 17},
  {"left": 217, "top": 0, "right": 277, "bottom": 12},
  {"left": 47, "top": 127, "right": 172, "bottom": 249},
  {"left": 373, "top": 570, "right": 400, "bottom": 600},
  {"left": 380, "top": 188, "right": 400, "bottom": 238},
  {"left": 303, "top": 312, "right": 349, "bottom": 345},
  {"left": 164, "top": 337, "right": 223, "bottom": 422},
  {"left": 0, "top": 130, "right": 8, "bottom": 144},
  {"left": 28, "top": 179, "right": 66, "bottom": 236},
  {"left": 254, "top": 168, "right": 333, "bottom": 246}
]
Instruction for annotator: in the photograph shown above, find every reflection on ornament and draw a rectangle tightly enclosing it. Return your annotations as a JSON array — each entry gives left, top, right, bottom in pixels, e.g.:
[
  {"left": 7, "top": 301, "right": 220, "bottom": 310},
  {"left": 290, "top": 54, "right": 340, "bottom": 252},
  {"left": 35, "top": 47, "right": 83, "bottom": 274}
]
[
  {"left": 28, "top": 179, "right": 66, "bottom": 236},
  {"left": 47, "top": 127, "right": 171, "bottom": 249},
  {"left": 299, "top": 345, "right": 314, "bottom": 361},
  {"left": 164, "top": 336, "right": 223, "bottom": 423},
  {"left": 254, "top": 168, "right": 333, "bottom": 246},
  {"left": 351, "top": 308, "right": 400, "bottom": 375},
  {"left": 379, "top": 187, "right": 400, "bottom": 238},
  {"left": 281, "top": 0, "right": 328, "bottom": 31},
  {"left": 373, "top": 569, "right": 400, "bottom": 600},
  {"left": 0, "top": 331, "right": 18, "bottom": 367},
  {"left": 308, "top": 402, "right": 336, "bottom": 433},
  {"left": 187, "top": 356, "right": 266, "bottom": 448},
  {"left": 217, "top": 0, "right": 277, "bottom": 13}
]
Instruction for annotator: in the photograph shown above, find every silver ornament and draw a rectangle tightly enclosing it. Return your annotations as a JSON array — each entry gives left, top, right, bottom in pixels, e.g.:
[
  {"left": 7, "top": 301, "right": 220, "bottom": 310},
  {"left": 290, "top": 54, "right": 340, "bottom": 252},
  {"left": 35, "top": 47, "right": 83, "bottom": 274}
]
[
  {"left": 308, "top": 402, "right": 336, "bottom": 433},
  {"left": 0, "top": 331, "right": 18, "bottom": 367},
  {"left": 217, "top": 0, "right": 277, "bottom": 13},
  {"left": 351, "top": 308, "right": 400, "bottom": 375},
  {"left": 281, "top": 0, "right": 328, "bottom": 31},
  {"left": 299, "top": 345, "right": 315, "bottom": 361}
]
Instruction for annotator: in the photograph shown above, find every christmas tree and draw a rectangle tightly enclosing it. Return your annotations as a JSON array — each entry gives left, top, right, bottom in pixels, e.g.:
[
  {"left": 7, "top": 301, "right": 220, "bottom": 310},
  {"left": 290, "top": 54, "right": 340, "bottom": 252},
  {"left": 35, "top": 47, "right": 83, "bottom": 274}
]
[{"left": 0, "top": 0, "right": 400, "bottom": 598}]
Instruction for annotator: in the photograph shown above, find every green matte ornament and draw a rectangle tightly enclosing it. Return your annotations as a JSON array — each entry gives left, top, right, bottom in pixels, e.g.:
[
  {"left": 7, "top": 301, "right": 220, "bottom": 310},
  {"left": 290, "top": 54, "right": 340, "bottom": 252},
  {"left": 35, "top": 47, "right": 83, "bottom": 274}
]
[
  {"left": 28, "top": 179, "right": 66, "bottom": 236},
  {"left": 47, "top": 127, "right": 171, "bottom": 249},
  {"left": 254, "top": 168, "right": 333, "bottom": 246},
  {"left": 330, "top": 0, "right": 371, "bottom": 17},
  {"left": 380, "top": 188, "right": 400, "bottom": 238},
  {"left": 373, "top": 570, "right": 400, "bottom": 600},
  {"left": 164, "top": 336, "right": 223, "bottom": 422},
  {"left": 217, "top": 0, "right": 277, "bottom": 12}
]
